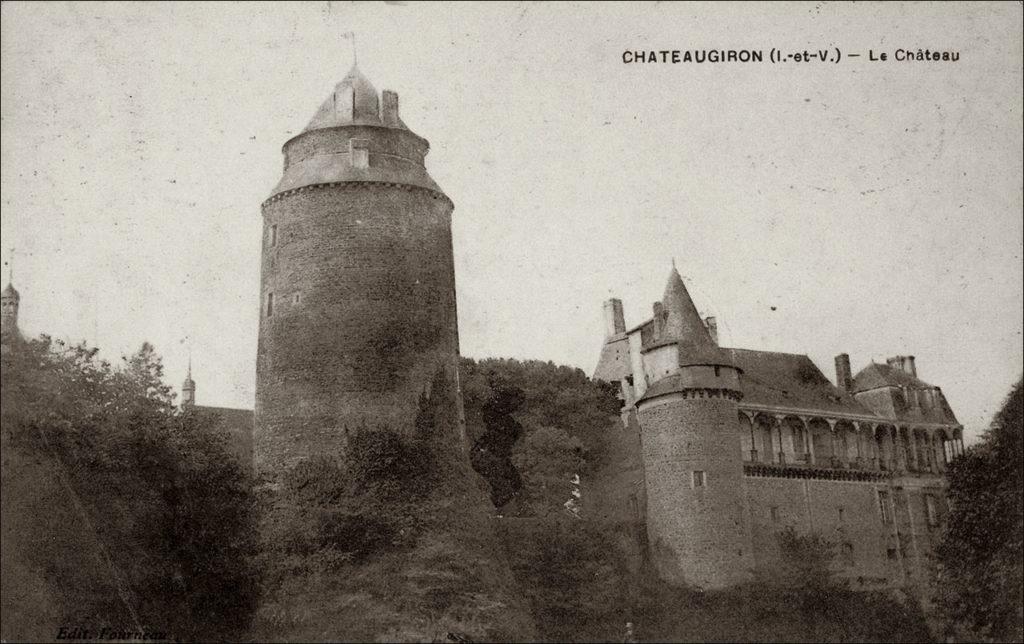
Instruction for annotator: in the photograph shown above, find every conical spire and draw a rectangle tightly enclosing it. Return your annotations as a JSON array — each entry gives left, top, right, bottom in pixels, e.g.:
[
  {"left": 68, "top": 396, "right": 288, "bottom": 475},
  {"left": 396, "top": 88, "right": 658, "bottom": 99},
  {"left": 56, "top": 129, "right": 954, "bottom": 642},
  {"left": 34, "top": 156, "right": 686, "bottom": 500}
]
[
  {"left": 181, "top": 352, "right": 196, "bottom": 408},
  {"left": 303, "top": 63, "right": 391, "bottom": 131},
  {"left": 660, "top": 264, "right": 713, "bottom": 347}
]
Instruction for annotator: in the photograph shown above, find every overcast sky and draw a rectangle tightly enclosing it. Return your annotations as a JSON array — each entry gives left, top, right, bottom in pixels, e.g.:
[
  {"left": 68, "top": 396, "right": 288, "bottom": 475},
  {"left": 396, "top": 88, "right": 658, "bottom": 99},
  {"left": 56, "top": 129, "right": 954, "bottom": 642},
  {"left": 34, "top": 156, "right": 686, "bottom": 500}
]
[{"left": 2, "top": 2, "right": 1021, "bottom": 441}]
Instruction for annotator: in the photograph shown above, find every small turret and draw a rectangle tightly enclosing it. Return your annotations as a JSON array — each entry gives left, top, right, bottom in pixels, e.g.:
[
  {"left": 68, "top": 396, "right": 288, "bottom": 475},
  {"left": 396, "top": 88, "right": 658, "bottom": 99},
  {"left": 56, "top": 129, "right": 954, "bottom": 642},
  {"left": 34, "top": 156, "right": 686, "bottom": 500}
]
[
  {"left": 635, "top": 264, "right": 751, "bottom": 589},
  {"left": 1, "top": 281, "right": 20, "bottom": 340}
]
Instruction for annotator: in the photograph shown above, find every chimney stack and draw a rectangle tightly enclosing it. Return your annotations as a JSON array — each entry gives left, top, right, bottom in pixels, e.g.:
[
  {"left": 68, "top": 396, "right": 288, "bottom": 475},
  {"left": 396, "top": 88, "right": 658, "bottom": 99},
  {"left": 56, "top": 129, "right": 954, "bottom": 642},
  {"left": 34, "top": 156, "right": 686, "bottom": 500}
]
[
  {"left": 603, "top": 298, "right": 626, "bottom": 338},
  {"left": 904, "top": 355, "right": 916, "bottom": 377},
  {"left": 652, "top": 301, "right": 664, "bottom": 335},
  {"left": 381, "top": 90, "right": 400, "bottom": 126},
  {"left": 835, "top": 353, "right": 852, "bottom": 393},
  {"left": 704, "top": 316, "right": 719, "bottom": 346}
]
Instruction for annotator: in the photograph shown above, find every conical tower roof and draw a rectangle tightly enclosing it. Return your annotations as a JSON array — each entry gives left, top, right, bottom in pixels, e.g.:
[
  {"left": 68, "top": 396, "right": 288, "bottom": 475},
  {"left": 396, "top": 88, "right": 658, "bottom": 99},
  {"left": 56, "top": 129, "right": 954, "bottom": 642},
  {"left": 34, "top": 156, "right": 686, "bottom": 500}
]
[
  {"left": 303, "top": 64, "right": 405, "bottom": 131},
  {"left": 655, "top": 265, "right": 736, "bottom": 370},
  {"left": 1, "top": 283, "right": 18, "bottom": 300},
  {"left": 182, "top": 357, "right": 195, "bottom": 389},
  {"left": 660, "top": 265, "right": 712, "bottom": 346}
]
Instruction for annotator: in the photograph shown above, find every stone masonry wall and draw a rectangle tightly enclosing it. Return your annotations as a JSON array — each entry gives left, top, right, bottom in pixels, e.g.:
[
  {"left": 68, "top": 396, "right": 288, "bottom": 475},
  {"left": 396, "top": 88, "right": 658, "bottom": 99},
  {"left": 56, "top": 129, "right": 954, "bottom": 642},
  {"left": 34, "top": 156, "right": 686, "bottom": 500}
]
[
  {"left": 638, "top": 393, "right": 754, "bottom": 589},
  {"left": 254, "top": 183, "right": 459, "bottom": 474},
  {"left": 744, "top": 476, "right": 895, "bottom": 586}
]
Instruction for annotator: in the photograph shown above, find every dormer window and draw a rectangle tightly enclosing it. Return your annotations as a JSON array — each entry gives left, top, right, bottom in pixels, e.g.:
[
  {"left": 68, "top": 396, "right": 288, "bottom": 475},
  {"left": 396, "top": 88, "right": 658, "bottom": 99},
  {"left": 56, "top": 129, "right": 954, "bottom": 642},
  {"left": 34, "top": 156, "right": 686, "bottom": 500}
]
[{"left": 350, "top": 139, "right": 370, "bottom": 169}]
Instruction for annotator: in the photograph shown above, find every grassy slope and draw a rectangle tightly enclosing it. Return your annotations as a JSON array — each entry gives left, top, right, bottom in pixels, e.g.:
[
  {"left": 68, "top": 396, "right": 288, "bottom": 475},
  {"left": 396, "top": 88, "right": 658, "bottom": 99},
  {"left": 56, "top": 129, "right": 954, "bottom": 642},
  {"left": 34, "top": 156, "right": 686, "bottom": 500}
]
[
  {"left": 253, "top": 459, "right": 537, "bottom": 642},
  {"left": 0, "top": 441, "right": 136, "bottom": 642}
]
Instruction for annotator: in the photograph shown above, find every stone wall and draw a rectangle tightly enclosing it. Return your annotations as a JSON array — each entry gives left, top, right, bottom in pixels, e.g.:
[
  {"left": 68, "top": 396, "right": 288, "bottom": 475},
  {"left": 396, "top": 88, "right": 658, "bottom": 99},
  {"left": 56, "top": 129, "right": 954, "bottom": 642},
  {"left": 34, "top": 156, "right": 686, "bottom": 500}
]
[
  {"left": 745, "top": 476, "right": 894, "bottom": 585},
  {"left": 620, "top": 398, "right": 949, "bottom": 590},
  {"left": 255, "top": 182, "right": 459, "bottom": 473},
  {"left": 638, "top": 393, "right": 753, "bottom": 589}
]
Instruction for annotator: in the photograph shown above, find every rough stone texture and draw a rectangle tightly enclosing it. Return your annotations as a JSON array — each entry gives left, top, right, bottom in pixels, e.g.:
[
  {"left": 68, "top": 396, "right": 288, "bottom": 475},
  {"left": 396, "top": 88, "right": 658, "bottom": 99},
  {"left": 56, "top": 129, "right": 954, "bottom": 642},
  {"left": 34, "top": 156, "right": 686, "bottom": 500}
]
[
  {"left": 592, "top": 268, "right": 959, "bottom": 592},
  {"left": 597, "top": 397, "right": 951, "bottom": 591},
  {"left": 254, "top": 75, "right": 462, "bottom": 477},
  {"left": 745, "top": 477, "right": 894, "bottom": 585},
  {"left": 255, "top": 183, "right": 459, "bottom": 473},
  {"left": 638, "top": 390, "right": 754, "bottom": 589},
  {"left": 586, "top": 409, "right": 648, "bottom": 574}
]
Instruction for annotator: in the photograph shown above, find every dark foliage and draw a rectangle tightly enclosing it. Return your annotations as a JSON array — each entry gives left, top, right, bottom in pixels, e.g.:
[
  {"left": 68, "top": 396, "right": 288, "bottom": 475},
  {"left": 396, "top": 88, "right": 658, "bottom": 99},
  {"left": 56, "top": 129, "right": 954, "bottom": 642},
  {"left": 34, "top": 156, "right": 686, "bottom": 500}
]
[
  {"left": 505, "top": 520, "right": 633, "bottom": 642},
  {"left": 933, "top": 378, "right": 1024, "bottom": 642},
  {"left": 469, "top": 373, "right": 526, "bottom": 507},
  {"left": 638, "top": 528, "right": 931, "bottom": 643},
  {"left": 0, "top": 336, "right": 259, "bottom": 642},
  {"left": 262, "top": 426, "right": 435, "bottom": 576},
  {"left": 254, "top": 364, "right": 536, "bottom": 642},
  {"left": 461, "top": 357, "right": 620, "bottom": 514}
]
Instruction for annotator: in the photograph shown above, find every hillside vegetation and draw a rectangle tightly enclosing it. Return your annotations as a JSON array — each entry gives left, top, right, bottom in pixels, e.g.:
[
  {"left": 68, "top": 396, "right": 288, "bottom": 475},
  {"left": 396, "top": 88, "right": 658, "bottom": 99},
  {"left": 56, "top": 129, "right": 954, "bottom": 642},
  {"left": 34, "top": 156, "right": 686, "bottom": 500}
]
[
  {"left": 5, "top": 342, "right": 1005, "bottom": 642},
  {"left": 1, "top": 337, "right": 258, "bottom": 642}
]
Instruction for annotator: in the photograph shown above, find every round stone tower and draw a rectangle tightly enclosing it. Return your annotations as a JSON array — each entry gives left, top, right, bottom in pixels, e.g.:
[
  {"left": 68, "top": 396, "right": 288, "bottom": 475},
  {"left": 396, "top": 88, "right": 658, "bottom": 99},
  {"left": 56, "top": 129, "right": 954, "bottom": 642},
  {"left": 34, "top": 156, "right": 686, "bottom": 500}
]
[
  {"left": 255, "top": 64, "right": 461, "bottom": 474},
  {"left": 636, "top": 267, "right": 753, "bottom": 589}
]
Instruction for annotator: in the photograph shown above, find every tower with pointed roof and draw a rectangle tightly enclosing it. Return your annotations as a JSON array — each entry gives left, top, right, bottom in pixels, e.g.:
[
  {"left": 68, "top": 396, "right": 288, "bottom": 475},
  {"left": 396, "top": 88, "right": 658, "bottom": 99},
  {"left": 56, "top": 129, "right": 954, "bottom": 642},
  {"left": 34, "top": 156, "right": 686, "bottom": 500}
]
[
  {"left": 592, "top": 267, "right": 963, "bottom": 593},
  {"left": 181, "top": 357, "right": 196, "bottom": 409},
  {"left": 1, "top": 281, "right": 20, "bottom": 341},
  {"left": 633, "top": 266, "right": 753, "bottom": 588},
  {"left": 254, "top": 63, "right": 461, "bottom": 473}
]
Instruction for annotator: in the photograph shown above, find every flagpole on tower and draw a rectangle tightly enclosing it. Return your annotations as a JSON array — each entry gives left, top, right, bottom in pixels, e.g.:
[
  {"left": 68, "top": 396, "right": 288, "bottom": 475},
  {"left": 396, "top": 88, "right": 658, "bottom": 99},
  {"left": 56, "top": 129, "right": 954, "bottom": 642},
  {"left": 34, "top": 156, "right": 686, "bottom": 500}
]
[{"left": 342, "top": 31, "right": 357, "bottom": 67}]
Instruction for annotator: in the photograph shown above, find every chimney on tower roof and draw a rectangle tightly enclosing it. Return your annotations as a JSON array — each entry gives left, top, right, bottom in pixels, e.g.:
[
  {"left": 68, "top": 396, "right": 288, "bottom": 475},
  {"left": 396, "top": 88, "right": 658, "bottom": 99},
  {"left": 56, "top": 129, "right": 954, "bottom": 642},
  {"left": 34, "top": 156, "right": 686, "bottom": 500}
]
[
  {"left": 704, "top": 316, "right": 718, "bottom": 346},
  {"left": 382, "top": 90, "right": 400, "bottom": 126}
]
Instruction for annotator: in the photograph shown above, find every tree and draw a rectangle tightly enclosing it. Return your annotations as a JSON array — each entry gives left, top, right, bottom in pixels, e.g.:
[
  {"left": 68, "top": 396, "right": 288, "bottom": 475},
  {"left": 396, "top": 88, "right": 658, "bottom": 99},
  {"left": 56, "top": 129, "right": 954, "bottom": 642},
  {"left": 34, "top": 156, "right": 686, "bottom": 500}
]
[
  {"left": 461, "top": 358, "right": 620, "bottom": 515},
  {"left": 933, "top": 378, "right": 1024, "bottom": 642},
  {"left": 1, "top": 336, "right": 259, "bottom": 642},
  {"left": 512, "top": 426, "right": 584, "bottom": 517}
]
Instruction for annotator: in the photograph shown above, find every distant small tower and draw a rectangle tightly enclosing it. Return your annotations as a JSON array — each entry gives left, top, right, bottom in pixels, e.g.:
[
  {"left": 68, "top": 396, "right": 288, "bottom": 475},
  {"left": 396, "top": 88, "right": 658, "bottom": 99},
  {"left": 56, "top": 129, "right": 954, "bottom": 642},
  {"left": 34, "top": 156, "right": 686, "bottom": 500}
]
[
  {"left": 1, "top": 281, "right": 20, "bottom": 340},
  {"left": 635, "top": 266, "right": 753, "bottom": 589},
  {"left": 181, "top": 357, "right": 196, "bottom": 409}
]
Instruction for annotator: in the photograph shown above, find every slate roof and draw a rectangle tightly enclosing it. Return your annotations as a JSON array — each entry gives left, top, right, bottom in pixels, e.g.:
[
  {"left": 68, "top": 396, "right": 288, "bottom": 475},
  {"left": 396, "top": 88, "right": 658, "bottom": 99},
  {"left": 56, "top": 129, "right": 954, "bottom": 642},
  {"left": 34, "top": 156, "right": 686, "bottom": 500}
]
[
  {"left": 593, "top": 335, "right": 631, "bottom": 383},
  {"left": 853, "top": 362, "right": 931, "bottom": 392},
  {"left": 195, "top": 406, "right": 254, "bottom": 468},
  {"left": 303, "top": 64, "right": 407, "bottom": 132},
  {"left": 851, "top": 363, "right": 959, "bottom": 425},
  {"left": 660, "top": 267, "right": 714, "bottom": 346},
  {"left": 728, "top": 348, "right": 876, "bottom": 417}
]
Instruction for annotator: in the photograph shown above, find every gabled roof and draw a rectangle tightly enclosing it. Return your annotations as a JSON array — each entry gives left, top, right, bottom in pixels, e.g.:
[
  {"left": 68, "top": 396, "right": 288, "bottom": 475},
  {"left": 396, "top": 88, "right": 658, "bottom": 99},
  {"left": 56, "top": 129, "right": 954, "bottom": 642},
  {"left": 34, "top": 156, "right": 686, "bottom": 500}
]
[
  {"left": 730, "top": 348, "right": 875, "bottom": 416},
  {"left": 851, "top": 363, "right": 959, "bottom": 425},
  {"left": 593, "top": 335, "right": 631, "bottom": 383},
  {"left": 195, "top": 406, "right": 253, "bottom": 467}
]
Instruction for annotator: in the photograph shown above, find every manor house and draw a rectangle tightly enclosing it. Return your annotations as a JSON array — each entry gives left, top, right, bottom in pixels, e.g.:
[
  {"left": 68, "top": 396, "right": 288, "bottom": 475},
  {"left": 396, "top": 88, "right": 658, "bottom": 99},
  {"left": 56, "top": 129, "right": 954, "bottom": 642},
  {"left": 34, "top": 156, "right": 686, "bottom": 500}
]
[{"left": 593, "top": 266, "right": 965, "bottom": 591}]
